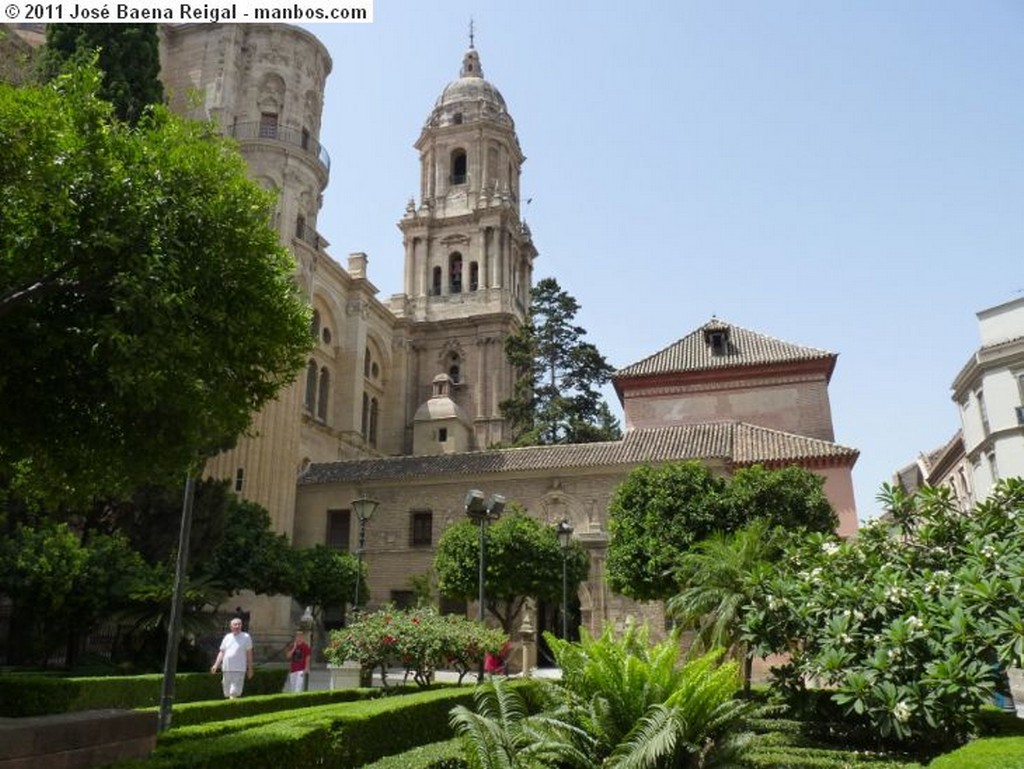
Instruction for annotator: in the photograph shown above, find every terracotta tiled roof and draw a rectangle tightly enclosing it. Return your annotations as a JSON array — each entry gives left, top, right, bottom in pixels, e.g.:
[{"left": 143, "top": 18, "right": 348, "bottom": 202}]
[
  {"left": 614, "top": 318, "right": 835, "bottom": 379},
  {"left": 298, "top": 422, "right": 858, "bottom": 485}
]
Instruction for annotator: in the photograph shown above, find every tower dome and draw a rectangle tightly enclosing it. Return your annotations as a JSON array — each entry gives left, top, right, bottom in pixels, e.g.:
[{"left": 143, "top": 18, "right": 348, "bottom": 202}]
[{"left": 426, "top": 47, "right": 514, "bottom": 130}]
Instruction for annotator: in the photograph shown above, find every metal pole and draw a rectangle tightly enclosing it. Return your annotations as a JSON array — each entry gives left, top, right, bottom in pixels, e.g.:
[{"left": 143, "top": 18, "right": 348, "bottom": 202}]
[
  {"left": 561, "top": 552, "right": 568, "bottom": 640},
  {"left": 477, "top": 518, "right": 486, "bottom": 683},
  {"left": 353, "top": 518, "right": 366, "bottom": 612},
  {"left": 158, "top": 475, "right": 196, "bottom": 734}
]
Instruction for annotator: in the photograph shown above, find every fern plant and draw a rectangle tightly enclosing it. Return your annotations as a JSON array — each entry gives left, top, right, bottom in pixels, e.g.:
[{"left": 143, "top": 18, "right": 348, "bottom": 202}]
[
  {"left": 450, "top": 678, "right": 594, "bottom": 768},
  {"left": 547, "top": 622, "right": 755, "bottom": 768}
]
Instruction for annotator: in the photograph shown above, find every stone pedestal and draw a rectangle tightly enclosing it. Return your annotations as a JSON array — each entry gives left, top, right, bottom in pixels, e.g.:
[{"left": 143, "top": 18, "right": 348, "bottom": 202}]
[{"left": 327, "top": 661, "right": 361, "bottom": 690}]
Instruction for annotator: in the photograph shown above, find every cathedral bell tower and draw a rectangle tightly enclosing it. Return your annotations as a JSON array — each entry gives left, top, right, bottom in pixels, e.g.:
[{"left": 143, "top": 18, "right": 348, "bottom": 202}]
[{"left": 398, "top": 42, "right": 536, "bottom": 450}]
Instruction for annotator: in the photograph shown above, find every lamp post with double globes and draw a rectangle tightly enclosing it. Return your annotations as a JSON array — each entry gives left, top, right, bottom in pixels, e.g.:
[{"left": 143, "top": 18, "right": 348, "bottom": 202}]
[
  {"left": 351, "top": 497, "right": 379, "bottom": 615},
  {"left": 465, "top": 489, "right": 506, "bottom": 682},
  {"left": 556, "top": 519, "right": 574, "bottom": 640}
]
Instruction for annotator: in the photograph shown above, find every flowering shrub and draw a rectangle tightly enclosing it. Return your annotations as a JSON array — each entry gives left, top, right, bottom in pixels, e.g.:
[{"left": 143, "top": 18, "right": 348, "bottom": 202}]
[
  {"left": 744, "top": 478, "right": 1024, "bottom": 751},
  {"left": 325, "top": 607, "right": 507, "bottom": 687}
]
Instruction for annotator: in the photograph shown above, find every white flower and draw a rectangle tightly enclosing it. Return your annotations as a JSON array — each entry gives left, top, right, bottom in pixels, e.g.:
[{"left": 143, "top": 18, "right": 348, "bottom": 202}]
[
  {"left": 822, "top": 541, "right": 840, "bottom": 556},
  {"left": 893, "top": 701, "right": 912, "bottom": 723}
]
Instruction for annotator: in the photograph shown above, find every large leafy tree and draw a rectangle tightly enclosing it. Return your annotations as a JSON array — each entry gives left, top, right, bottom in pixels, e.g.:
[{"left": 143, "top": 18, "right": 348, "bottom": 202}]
[
  {"left": 43, "top": 24, "right": 163, "bottom": 124},
  {"left": 606, "top": 461, "right": 726, "bottom": 601},
  {"left": 0, "top": 65, "right": 312, "bottom": 506},
  {"left": 606, "top": 462, "right": 836, "bottom": 602},
  {"left": 500, "top": 277, "right": 620, "bottom": 446},
  {"left": 724, "top": 464, "right": 837, "bottom": 533},
  {"left": 434, "top": 510, "right": 589, "bottom": 633}
]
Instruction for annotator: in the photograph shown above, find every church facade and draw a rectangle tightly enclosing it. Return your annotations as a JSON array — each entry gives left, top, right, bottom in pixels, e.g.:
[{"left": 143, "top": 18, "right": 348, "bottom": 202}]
[{"left": 155, "top": 23, "right": 858, "bottom": 645}]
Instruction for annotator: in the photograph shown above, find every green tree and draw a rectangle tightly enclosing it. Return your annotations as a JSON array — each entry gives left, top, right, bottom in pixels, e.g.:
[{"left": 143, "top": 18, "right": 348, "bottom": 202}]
[
  {"left": 0, "top": 522, "right": 148, "bottom": 665},
  {"left": 500, "top": 277, "right": 620, "bottom": 446},
  {"left": 605, "top": 461, "right": 726, "bottom": 601},
  {"left": 434, "top": 510, "right": 589, "bottom": 633},
  {"left": 606, "top": 461, "right": 837, "bottom": 601},
  {"left": 292, "top": 545, "right": 362, "bottom": 637},
  {"left": 666, "top": 519, "right": 784, "bottom": 693},
  {"left": 43, "top": 24, "right": 163, "bottom": 124},
  {"left": 0, "top": 65, "right": 312, "bottom": 506},
  {"left": 723, "top": 464, "right": 837, "bottom": 533}
]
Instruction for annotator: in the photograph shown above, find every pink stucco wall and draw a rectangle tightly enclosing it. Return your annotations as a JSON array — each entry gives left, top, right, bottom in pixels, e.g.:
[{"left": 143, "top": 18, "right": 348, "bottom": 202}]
[{"left": 817, "top": 465, "right": 858, "bottom": 537}]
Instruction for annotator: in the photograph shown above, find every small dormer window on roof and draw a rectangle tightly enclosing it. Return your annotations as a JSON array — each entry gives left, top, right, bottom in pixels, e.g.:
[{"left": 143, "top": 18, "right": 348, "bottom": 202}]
[{"left": 702, "top": 319, "right": 731, "bottom": 356}]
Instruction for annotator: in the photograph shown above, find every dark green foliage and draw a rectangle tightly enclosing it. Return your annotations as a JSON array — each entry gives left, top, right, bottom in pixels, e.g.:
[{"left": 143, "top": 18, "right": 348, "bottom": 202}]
[
  {"left": 0, "top": 64, "right": 312, "bottom": 507},
  {"left": 606, "top": 461, "right": 837, "bottom": 601},
  {"left": 724, "top": 464, "right": 837, "bottom": 533},
  {"left": 43, "top": 24, "right": 163, "bottom": 124},
  {"left": 606, "top": 461, "right": 726, "bottom": 600},
  {"left": 0, "top": 669, "right": 287, "bottom": 716},
  {"left": 433, "top": 509, "right": 589, "bottom": 632},
  {"left": 500, "top": 277, "right": 620, "bottom": 446},
  {"left": 0, "top": 521, "right": 149, "bottom": 666}
]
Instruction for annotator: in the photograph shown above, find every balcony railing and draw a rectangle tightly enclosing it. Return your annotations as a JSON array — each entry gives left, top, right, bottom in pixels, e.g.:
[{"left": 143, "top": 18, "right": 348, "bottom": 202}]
[{"left": 227, "top": 121, "right": 331, "bottom": 172}]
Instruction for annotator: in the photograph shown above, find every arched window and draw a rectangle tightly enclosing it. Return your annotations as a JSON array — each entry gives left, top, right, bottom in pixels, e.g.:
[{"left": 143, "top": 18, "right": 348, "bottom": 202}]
[
  {"left": 449, "top": 252, "right": 463, "bottom": 294},
  {"left": 469, "top": 261, "right": 479, "bottom": 291},
  {"left": 317, "top": 367, "right": 330, "bottom": 421},
  {"left": 304, "top": 360, "right": 318, "bottom": 412},
  {"left": 432, "top": 266, "right": 442, "bottom": 296},
  {"left": 364, "top": 349, "right": 372, "bottom": 378},
  {"left": 361, "top": 393, "right": 370, "bottom": 439},
  {"left": 369, "top": 397, "right": 379, "bottom": 447},
  {"left": 451, "top": 149, "right": 467, "bottom": 185},
  {"left": 449, "top": 364, "right": 460, "bottom": 383}
]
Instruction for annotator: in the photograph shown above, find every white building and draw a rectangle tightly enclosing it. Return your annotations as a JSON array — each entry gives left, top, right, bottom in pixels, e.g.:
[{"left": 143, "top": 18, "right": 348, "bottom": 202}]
[{"left": 952, "top": 297, "right": 1024, "bottom": 499}]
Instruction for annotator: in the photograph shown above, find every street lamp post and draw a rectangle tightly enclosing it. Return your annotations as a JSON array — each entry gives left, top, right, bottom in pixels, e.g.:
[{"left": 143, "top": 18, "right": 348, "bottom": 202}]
[
  {"left": 351, "top": 497, "right": 379, "bottom": 614},
  {"left": 465, "top": 489, "right": 506, "bottom": 682},
  {"left": 556, "top": 519, "right": 574, "bottom": 640}
]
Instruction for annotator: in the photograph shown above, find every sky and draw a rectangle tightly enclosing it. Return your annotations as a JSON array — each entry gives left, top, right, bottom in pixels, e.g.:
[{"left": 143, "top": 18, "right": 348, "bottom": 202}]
[{"left": 301, "top": 1, "right": 1024, "bottom": 521}]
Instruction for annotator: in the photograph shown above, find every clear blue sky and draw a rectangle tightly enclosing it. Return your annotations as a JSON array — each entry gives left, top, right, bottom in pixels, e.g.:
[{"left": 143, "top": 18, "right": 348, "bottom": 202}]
[{"left": 302, "top": 1, "right": 1024, "bottom": 520}]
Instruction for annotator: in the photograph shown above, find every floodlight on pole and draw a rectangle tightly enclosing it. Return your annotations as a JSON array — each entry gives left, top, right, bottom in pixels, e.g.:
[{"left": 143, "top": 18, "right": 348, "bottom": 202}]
[
  {"left": 556, "top": 519, "right": 574, "bottom": 640},
  {"left": 465, "top": 489, "right": 505, "bottom": 682}
]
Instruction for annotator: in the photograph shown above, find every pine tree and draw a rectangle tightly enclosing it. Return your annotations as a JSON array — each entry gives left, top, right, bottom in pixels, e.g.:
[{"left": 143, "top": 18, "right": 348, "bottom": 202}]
[
  {"left": 500, "top": 277, "right": 621, "bottom": 445},
  {"left": 44, "top": 24, "right": 163, "bottom": 124}
]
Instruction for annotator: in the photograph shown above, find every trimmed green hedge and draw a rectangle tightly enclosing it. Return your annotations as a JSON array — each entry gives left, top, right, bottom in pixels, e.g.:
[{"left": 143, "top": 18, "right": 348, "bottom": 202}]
[
  {"left": 362, "top": 739, "right": 466, "bottom": 769},
  {"left": 113, "top": 685, "right": 481, "bottom": 768},
  {"left": 928, "top": 737, "right": 1024, "bottom": 769},
  {"left": 0, "top": 669, "right": 288, "bottom": 716},
  {"left": 141, "top": 686, "right": 379, "bottom": 730}
]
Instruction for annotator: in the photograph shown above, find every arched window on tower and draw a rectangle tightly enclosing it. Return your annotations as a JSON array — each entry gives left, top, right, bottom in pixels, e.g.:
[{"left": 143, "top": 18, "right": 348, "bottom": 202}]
[
  {"left": 369, "top": 397, "right": 379, "bottom": 447},
  {"left": 361, "top": 393, "right": 369, "bottom": 439},
  {"left": 469, "top": 262, "right": 479, "bottom": 291},
  {"left": 432, "top": 266, "right": 442, "bottom": 296},
  {"left": 304, "top": 360, "right": 317, "bottom": 412},
  {"left": 448, "top": 351, "right": 461, "bottom": 384},
  {"left": 449, "top": 253, "right": 463, "bottom": 294},
  {"left": 451, "top": 149, "right": 467, "bottom": 185},
  {"left": 317, "top": 367, "right": 330, "bottom": 421}
]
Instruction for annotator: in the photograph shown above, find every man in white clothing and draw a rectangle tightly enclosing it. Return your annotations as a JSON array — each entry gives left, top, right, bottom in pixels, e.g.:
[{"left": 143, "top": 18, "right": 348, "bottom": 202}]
[{"left": 210, "top": 618, "right": 254, "bottom": 698}]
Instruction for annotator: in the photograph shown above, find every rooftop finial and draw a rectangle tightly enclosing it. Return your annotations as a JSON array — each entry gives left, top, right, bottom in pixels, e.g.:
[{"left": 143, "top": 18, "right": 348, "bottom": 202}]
[{"left": 469, "top": 17, "right": 475, "bottom": 49}]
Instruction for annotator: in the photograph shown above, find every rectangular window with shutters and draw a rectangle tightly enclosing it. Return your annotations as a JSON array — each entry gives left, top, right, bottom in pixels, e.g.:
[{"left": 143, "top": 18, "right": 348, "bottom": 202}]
[
  {"left": 326, "top": 509, "right": 351, "bottom": 552},
  {"left": 410, "top": 510, "right": 433, "bottom": 547}
]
